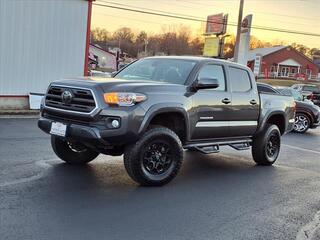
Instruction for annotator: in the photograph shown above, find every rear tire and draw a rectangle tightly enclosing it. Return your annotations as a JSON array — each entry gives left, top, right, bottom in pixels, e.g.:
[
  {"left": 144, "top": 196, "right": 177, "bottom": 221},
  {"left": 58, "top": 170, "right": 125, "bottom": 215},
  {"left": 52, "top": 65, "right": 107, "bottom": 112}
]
[
  {"left": 252, "top": 124, "right": 281, "bottom": 166},
  {"left": 124, "top": 127, "right": 183, "bottom": 186},
  {"left": 51, "top": 136, "right": 99, "bottom": 165}
]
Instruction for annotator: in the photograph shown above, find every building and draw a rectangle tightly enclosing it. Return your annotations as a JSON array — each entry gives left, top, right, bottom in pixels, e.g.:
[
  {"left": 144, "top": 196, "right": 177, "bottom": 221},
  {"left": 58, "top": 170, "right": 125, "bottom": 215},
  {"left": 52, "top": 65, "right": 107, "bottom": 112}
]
[
  {"left": 247, "top": 46, "right": 319, "bottom": 81},
  {"left": 89, "top": 44, "right": 117, "bottom": 72},
  {"left": 0, "top": 0, "right": 93, "bottom": 110}
]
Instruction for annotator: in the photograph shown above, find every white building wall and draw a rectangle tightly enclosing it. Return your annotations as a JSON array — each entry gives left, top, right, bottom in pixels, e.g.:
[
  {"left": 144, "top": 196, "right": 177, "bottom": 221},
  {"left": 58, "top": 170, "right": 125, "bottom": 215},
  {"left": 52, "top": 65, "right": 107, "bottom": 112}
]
[{"left": 0, "top": 0, "right": 89, "bottom": 95}]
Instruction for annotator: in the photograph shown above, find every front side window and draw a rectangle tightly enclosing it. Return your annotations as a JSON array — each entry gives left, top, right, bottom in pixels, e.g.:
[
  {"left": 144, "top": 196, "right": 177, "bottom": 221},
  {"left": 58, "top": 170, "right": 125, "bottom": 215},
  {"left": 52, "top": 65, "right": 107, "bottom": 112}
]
[
  {"left": 229, "top": 67, "right": 252, "bottom": 92},
  {"left": 197, "top": 64, "right": 226, "bottom": 91}
]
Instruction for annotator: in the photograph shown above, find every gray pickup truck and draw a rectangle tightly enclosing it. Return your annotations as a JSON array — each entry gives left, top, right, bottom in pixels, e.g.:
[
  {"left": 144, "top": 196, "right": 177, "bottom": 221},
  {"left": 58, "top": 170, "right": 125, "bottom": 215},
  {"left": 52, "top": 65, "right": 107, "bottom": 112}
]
[{"left": 38, "top": 56, "right": 295, "bottom": 186}]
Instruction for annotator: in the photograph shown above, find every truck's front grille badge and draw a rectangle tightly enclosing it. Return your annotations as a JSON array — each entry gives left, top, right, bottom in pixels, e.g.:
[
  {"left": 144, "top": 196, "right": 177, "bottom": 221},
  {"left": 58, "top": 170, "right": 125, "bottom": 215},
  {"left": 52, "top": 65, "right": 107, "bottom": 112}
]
[{"left": 45, "top": 86, "right": 96, "bottom": 113}]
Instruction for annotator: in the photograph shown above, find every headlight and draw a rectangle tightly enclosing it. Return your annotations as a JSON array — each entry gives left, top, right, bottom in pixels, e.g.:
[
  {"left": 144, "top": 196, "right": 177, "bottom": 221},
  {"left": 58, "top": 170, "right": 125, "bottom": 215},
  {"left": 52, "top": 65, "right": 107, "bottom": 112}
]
[{"left": 104, "top": 92, "right": 147, "bottom": 106}]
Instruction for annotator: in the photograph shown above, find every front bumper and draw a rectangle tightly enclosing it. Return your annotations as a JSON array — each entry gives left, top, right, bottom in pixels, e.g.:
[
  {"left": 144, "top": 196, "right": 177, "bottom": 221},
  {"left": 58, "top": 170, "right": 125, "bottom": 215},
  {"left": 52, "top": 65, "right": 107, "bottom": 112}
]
[
  {"left": 311, "top": 113, "right": 320, "bottom": 129},
  {"left": 38, "top": 105, "right": 146, "bottom": 147}
]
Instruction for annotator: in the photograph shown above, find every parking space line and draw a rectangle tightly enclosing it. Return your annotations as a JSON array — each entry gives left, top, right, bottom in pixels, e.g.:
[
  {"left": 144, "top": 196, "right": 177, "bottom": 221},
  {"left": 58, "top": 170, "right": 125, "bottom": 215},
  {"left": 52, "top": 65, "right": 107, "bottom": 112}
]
[
  {"left": 296, "top": 210, "right": 320, "bottom": 240},
  {"left": 283, "top": 144, "right": 320, "bottom": 155}
]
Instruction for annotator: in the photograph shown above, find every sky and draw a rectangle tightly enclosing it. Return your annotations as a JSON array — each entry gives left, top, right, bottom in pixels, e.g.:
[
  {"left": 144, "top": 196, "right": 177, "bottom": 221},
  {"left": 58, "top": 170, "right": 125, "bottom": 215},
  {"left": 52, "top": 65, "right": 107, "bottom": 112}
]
[{"left": 91, "top": 0, "right": 320, "bottom": 48}]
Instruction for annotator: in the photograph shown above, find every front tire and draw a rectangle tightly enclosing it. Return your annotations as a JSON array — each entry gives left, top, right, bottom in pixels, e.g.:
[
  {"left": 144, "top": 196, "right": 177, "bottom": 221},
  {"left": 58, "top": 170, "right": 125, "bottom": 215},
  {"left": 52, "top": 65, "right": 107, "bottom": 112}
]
[
  {"left": 293, "top": 113, "right": 310, "bottom": 133},
  {"left": 124, "top": 127, "right": 183, "bottom": 186},
  {"left": 51, "top": 136, "right": 99, "bottom": 165},
  {"left": 252, "top": 124, "right": 281, "bottom": 166}
]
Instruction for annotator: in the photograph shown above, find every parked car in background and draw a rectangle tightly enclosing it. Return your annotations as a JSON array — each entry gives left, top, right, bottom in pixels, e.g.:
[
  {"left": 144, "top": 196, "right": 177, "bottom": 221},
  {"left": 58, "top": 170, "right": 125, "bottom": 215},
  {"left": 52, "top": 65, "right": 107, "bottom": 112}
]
[
  {"left": 257, "top": 83, "right": 320, "bottom": 133},
  {"left": 291, "top": 84, "right": 320, "bottom": 106},
  {"left": 277, "top": 87, "right": 314, "bottom": 105}
]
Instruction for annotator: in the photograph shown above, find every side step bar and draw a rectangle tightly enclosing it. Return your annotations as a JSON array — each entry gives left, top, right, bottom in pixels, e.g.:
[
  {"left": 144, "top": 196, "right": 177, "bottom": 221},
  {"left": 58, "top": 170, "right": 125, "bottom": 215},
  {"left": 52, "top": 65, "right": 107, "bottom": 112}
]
[
  {"left": 194, "top": 145, "right": 220, "bottom": 154},
  {"left": 184, "top": 139, "right": 252, "bottom": 154}
]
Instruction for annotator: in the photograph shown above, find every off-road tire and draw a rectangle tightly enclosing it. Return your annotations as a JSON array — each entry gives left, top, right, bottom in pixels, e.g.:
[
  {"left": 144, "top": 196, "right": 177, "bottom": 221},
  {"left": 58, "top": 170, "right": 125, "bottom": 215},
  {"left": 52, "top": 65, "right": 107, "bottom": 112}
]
[
  {"left": 51, "top": 136, "right": 99, "bottom": 165},
  {"left": 124, "top": 127, "right": 183, "bottom": 186},
  {"left": 252, "top": 124, "right": 281, "bottom": 166}
]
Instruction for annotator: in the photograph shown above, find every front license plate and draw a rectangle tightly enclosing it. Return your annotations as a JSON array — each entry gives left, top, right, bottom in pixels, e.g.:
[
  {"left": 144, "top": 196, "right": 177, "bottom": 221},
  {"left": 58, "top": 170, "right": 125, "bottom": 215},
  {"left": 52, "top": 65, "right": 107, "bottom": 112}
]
[{"left": 50, "top": 122, "right": 67, "bottom": 137}]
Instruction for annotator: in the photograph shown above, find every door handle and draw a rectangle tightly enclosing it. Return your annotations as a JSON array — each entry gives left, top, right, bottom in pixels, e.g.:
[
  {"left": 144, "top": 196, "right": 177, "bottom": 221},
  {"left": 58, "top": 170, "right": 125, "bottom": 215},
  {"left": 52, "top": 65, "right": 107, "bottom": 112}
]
[
  {"left": 222, "top": 98, "right": 231, "bottom": 104},
  {"left": 250, "top": 99, "right": 257, "bottom": 105}
]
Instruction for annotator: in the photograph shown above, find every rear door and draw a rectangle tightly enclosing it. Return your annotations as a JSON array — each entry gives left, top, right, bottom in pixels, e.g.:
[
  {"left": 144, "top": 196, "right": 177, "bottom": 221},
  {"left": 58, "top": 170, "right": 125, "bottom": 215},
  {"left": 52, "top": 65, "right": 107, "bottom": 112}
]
[
  {"left": 228, "top": 66, "right": 259, "bottom": 136},
  {"left": 191, "top": 63, "right": 232, "bottom": 140}
]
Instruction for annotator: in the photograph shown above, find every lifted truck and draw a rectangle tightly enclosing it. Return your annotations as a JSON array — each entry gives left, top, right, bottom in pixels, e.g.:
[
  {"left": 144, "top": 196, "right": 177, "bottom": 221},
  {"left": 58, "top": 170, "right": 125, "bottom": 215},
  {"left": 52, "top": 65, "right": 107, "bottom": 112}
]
[{"left": 38, "top": 56, "right": 295, "bottom": 186}]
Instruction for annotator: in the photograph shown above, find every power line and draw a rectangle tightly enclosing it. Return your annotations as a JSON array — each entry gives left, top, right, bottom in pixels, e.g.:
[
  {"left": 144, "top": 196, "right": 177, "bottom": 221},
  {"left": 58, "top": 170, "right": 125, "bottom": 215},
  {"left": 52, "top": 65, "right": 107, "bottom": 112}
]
[
  {"left": 93, "top": 2, "right": 320, "bottom": 37},
  {"left": 97, "top": 1, "right": 210, "bottom": 20},
  {"left": 97, "top": 0, "right": 320, "bottom": 24},
  {"left": 119, "top": 0, "right": 320, "bottom": 22}
]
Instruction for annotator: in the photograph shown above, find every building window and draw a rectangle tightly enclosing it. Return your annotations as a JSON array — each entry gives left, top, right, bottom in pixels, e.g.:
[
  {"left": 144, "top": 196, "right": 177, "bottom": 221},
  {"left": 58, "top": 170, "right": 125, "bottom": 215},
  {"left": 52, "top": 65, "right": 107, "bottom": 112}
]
[
  {"left": 306, "top": 69, "right": 312, "bottom": 76},
  {"left": 291, "top": 68, "right": 297, "bottom": 74},
  {"left": 270, "top": 66, "right": 276, "bottom": 72}
]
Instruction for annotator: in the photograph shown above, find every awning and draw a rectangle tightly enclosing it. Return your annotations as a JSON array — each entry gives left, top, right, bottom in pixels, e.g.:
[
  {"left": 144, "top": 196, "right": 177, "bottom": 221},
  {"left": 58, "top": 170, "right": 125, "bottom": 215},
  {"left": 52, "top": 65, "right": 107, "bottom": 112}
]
[{"left": 278, "top": 59, "right": 301, "bottom": 67}]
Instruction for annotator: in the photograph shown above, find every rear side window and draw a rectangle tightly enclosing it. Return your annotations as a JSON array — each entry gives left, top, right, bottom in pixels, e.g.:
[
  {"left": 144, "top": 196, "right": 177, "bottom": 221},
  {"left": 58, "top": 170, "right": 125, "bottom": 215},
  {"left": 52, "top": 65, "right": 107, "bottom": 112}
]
[
  {"left": 198, "top": 64, "right": 226, "bottom": 91},
  {"left": 229, "top": 67, "right": 251, "bottom": 92}
]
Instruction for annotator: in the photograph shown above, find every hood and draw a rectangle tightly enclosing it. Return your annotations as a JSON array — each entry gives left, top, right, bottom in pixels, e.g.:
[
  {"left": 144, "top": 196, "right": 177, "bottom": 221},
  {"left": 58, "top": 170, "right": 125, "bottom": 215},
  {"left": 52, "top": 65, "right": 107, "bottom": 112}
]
[
  {"left": 51, "top": 77, "right": 187, "bottom": 94},
  {"left": 296, "top": 100, "right": 320, "bottom": 112}
]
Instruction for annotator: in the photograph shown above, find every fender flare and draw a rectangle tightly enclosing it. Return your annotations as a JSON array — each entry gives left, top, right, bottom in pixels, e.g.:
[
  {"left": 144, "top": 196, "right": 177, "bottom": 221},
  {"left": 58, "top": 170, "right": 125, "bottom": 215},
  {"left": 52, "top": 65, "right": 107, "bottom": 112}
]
[
  {"left": 257, "top": 110, "right": 287, "bottom": 135},
  {"left": 138, "top": 103, "right": 190, "bottom": 139}
]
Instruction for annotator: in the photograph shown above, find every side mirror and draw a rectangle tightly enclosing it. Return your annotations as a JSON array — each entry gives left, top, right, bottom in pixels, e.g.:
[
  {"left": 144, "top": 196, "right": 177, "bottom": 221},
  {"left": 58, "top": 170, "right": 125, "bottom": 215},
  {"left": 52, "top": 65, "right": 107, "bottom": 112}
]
[{"left": 195, "top": 77, "right": 219, "bottom": 90}]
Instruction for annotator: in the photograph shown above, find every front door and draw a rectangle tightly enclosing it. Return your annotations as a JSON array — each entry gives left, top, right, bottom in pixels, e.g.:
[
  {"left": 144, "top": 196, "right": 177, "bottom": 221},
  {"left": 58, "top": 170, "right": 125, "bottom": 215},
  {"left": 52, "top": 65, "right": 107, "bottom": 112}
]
[
  {"left": 191, "top": 64, "right": 232, "bottom": 140},
  {"left": 281, "top": 67, "right": 289, "bottom": 77}
]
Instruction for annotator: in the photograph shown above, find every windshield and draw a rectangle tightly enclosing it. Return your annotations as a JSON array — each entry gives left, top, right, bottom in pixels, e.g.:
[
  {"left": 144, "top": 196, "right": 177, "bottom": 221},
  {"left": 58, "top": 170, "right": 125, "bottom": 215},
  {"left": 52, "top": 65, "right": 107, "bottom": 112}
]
[
  {"left": 303, "top": 85, "right": 318, "bottom": 92},
  {"left": 280, "top": 88, "right": 303, "bottom": 101},
  {"left": 291, "top": 89, "right": 303, "bottom": 101},
  {"left": 114, "top": 58, "right": 197, "bottom": 85}
]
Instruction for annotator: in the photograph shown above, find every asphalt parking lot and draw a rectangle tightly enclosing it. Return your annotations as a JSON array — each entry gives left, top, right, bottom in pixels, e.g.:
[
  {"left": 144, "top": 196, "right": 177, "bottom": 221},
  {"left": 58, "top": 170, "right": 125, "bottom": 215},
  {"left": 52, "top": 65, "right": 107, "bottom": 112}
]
[{"left": 1, "top": 118, "right": 320, "bottom": 240}]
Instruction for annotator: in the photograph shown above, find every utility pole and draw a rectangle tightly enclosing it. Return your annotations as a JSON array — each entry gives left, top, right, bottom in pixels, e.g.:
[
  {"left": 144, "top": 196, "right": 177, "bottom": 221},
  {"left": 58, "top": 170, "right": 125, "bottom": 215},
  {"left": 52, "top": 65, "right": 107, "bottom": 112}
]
[
  {"left": 144, "top": 39, "right": 148, "bottom": 53},
  {"left": 234, "top": 0, "right": 244, "bottom": 62}
]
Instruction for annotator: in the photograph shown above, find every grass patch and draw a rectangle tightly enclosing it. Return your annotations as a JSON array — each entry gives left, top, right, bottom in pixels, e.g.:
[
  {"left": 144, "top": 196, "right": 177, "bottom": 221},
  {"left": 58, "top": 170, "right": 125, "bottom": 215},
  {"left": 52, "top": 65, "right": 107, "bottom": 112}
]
[{"left": 257, "top": 79, "right": 320, "bottom": 87}]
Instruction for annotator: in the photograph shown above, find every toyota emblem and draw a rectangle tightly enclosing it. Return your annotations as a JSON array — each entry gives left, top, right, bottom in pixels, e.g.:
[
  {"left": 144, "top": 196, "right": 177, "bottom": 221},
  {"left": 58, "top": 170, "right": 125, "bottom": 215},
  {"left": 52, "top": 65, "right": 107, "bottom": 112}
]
[{"left": 61, "top": 90, "right": 73, "bottom": 104}]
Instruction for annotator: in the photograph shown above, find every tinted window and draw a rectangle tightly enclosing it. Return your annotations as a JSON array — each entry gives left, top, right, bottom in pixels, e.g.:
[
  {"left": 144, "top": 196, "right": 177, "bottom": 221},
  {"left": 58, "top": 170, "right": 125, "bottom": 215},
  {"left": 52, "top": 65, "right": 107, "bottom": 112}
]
[
  {"left": 198, "top": 64, "right": 226, "bottom": 91},
  {"left": 257, "top": 85, "right": 278, "bottom": 94},
  {"left": 229, "top": 67, "right": 251, "bottom": 92}
]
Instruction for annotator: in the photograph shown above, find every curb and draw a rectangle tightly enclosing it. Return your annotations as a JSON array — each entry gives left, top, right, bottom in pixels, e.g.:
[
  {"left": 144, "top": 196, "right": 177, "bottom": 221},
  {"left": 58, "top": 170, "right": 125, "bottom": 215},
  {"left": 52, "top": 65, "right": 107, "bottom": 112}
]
[{"left": 0, "top": 110, "right": 39, "bottom": 118}]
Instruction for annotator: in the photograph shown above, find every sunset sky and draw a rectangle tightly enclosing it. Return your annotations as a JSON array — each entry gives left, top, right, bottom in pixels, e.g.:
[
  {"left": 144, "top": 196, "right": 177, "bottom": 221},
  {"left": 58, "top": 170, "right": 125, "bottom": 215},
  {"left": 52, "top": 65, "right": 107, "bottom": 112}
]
[{"left": 92, "top": 0, "right": 320, "bottom": 48}]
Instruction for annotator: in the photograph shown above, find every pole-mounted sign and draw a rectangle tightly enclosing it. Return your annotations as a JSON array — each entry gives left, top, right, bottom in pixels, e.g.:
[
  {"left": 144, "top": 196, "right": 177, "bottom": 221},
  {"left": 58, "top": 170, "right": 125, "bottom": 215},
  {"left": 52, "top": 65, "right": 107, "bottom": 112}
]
[{"left": 203, "top": 13, "right": 228, "bottom": 58}]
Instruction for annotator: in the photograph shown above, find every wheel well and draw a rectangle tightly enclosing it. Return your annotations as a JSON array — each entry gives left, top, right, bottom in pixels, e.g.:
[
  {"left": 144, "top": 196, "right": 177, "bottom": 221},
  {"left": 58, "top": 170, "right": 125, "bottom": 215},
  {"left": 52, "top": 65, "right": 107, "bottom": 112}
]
[
  {"left": 267, "top": 114, "right": 285, "bottom": 135},
  {"left": 148, "top": 112, "right": 187, "bottom": 143}
]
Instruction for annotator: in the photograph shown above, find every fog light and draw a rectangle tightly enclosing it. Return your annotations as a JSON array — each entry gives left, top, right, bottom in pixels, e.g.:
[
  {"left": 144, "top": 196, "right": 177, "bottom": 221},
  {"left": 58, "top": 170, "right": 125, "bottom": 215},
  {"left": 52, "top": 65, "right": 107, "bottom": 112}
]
[{"left": 111, "top": 119, "right": 120, "bottom": 128}]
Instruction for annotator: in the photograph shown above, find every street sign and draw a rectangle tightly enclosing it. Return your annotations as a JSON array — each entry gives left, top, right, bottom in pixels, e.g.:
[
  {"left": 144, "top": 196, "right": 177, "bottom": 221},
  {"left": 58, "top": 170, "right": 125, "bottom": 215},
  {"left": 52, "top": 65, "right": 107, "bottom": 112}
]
[
  {"left": 203, "top": 37, "right": 220, "bottom": 57},
  {"left": 253, "top": 54, "right": 262, "bottom": 76},
  {"left": 237, "top": 14, "right": 253, "bottom": 65},
  {"left": 205, "top": 14, "right": 225, "bottom": 35}
]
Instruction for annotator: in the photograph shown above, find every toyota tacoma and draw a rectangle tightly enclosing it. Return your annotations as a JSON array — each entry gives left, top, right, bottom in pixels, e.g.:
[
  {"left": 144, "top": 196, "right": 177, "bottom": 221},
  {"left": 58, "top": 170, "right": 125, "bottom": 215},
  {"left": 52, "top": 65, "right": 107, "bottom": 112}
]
[{"left": 38, "top": 56, "right": 295, "bottom": 186}]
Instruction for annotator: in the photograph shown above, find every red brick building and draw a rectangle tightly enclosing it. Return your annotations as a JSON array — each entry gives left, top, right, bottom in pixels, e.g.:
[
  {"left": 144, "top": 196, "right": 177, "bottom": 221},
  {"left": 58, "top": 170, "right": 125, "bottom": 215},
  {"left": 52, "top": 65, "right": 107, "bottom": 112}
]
[{"left": 247, "top": 46, "right": 319, "bottom": 81}]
